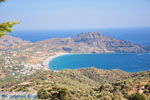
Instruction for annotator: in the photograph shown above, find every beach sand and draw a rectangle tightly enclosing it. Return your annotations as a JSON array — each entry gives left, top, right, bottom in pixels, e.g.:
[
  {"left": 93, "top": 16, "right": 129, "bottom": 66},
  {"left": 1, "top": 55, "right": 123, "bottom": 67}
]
[{"left": 42, "top": 52, "right": 69, "bottom": 69}]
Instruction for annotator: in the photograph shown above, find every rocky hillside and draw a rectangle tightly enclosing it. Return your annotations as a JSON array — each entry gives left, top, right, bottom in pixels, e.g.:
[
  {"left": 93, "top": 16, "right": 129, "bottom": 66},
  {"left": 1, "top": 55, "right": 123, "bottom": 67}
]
[
  {"left": 36, "top": 32, "right": 148, "bottom": 53},
  {"left": 0, "top": 32, "right": 149, "bottom": 53},
  {"left": 0, "top": 35, "right": 31, "bottom": 50},
  {"left": 74, "top": 32, "right": 146, "bottom": 53}
]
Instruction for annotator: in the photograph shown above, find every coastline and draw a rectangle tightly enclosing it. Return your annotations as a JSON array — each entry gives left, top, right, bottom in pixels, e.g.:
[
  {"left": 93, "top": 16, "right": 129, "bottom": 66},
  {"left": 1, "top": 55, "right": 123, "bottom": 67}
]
[{"left": 42, "top": 52, "right": 70, "bottom": 69}]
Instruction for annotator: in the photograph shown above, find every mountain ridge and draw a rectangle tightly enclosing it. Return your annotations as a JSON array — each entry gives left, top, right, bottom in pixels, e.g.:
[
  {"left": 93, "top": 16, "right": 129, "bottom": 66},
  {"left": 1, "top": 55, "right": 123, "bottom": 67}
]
[{"left": 0, "top": 32, "right": 149, "bottom": 53}]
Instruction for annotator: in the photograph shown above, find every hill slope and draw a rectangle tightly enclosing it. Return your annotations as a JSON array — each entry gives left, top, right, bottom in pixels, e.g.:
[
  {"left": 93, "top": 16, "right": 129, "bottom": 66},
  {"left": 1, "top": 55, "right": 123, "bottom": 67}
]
[
  {"left": 0, "top": 35, "right": 31, "bottom": 50},
  {"left": 0, "top": 68, "right": 149, "bottom": 100}
]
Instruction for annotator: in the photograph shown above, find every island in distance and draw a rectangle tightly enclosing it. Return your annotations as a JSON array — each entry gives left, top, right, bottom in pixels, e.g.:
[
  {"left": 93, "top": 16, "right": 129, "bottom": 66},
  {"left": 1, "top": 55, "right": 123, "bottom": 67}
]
[{"left": 0, "top": 32, "right": 150, "bottom": 100}]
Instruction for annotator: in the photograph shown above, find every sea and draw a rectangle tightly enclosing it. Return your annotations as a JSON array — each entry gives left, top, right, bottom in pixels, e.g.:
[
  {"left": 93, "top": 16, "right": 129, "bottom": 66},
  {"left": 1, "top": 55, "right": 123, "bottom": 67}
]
[
  {"left": 49, "top": 53, "right": 150, "bottom": 72},
  {"left": 10, "top": 28, "right": 150, "bottom": 72}
]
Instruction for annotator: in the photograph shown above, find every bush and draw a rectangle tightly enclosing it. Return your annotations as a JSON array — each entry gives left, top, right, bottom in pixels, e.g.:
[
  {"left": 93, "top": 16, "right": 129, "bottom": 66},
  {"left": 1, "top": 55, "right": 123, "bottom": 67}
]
[
  {"left": 99, "top": 84, "right": 113, "bottom": 92},
  {"left": 50, "top": 87, "right": 70, "bottom": 100},
  {"left": 145, "top": 84, "right": 150, "bottom": 90},
  {"left": 100, "top": 96, "right": 112, "bottom": 100},
  {"left": 128, "top": 93, "right": 147, "bottom": 100},
  {"left": 37, "top": 87, "right": 71, "bottom": 100},
  {"left": 97, "top": 91, "right": 113, "bottom": 99},
  {"left": 38, "top": 88, "right": 49, "bottom": 99},
  {"left": 113, "top": 92, "right": 123, "bottom": 100}
]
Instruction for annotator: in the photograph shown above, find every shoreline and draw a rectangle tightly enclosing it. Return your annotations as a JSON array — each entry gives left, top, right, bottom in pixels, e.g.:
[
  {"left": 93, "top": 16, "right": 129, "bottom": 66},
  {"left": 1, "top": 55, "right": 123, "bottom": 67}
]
[
  {"left": 42, "top": 52, "right": 150, "bottom": 71},
  {"left": 42, "top": 52, "right": 70, "bottom": 69}
]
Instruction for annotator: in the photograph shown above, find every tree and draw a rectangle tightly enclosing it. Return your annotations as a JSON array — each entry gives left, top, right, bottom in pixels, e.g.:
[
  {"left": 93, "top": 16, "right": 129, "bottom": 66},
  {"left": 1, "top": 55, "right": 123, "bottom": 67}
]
[
  {"left": 0, "top": 0, "right": 7, "bottom": 3},
  {"left": 0, "top": 0, "right": 18, "bottom": 37},
  {"left": 0, "top": 21, "right": 18, "bottom": 37}
]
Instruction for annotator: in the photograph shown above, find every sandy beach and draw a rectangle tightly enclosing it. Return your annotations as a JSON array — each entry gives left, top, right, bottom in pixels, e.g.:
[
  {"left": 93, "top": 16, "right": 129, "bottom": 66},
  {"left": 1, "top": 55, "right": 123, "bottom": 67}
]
[{"left": 42, "top": 52, "right": 70, "bottom": 69}]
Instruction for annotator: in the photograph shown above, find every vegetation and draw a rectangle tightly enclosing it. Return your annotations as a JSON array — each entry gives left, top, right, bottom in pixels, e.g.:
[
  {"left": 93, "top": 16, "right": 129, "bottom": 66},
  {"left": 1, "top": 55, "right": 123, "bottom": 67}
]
[
  {"left": 38, "top": 88, "right": 49, "bottom": 99},
  {"left": 0, "top": 68, "right": 150, "bottom": 100},
  {"left": 0, "top": 21, "right": 18, "bottom": 37},
  {"left": 38, "top": 87, "right": 70, "bottom": 100},
  {"left": 0, "top": 0, "right": 7, "bottom": 3},
  {"left": 128, "top": 93, "right": 147, "bottom": 100},
  {"left": 0, "top": 0, "right": 149, "bottom": 100}
]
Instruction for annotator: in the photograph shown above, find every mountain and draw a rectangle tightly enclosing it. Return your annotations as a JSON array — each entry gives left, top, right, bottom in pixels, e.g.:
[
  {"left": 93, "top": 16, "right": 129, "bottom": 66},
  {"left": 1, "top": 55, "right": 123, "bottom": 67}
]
[
  {"left": 74, "top": 32, "right": 146, "bottom": 53},
  {"left": 0, "top": 32, "right": 148, "bottom": 53},
  {"left": 36, "top": 32, "right": 148, "bottom": 53}
]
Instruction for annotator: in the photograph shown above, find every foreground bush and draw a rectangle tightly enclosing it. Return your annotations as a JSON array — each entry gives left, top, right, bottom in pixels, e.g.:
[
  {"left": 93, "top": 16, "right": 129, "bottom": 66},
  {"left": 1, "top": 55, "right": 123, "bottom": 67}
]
[
  {"left": 38, "top": 87, "right": 70, "bottom": 100},
  {"left": 128, "top": 93, "right": 147, "bottom": 100},
  {"left": 38, "top": 88, "right": 49, "bottom": 99}
]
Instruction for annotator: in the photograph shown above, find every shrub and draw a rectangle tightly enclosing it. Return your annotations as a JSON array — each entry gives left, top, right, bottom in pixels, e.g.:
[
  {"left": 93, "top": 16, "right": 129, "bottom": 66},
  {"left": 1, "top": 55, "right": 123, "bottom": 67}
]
[
  {"left": 97, "top": 91, "right": 113, "bottom": 99},
  {"left": 50, "top": 87, "right": 70, "bottom": 100},
  {"left": 99, "top": 84, "right": 113, "bottom": 92},
  {"left": 145, "top": 84, "right": 150, "bottom": 90},
  {"left": 100, "top": 96, "right": 112, "bottom": 100},
  {"left": 128, "top": 93, "right": 147, "bottom": 100},
  {"left": 113, "top": 92, "right": 123, "bottom": 100},
  {"left": 38, "top": 88, "right": 49, "bottom": 99}
]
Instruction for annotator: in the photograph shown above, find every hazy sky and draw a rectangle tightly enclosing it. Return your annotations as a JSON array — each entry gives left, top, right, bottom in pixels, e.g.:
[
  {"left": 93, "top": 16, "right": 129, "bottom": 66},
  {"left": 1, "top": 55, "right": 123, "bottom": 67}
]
[{"left": 0, "top": 0, "right": 150, "bottom": 30}]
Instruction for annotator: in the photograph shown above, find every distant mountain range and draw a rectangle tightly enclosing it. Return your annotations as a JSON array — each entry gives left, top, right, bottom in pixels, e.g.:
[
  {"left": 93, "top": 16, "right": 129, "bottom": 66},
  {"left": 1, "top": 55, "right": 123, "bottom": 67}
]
[{"left": 0, "top": 32, "right": 149, "bottom": 53}]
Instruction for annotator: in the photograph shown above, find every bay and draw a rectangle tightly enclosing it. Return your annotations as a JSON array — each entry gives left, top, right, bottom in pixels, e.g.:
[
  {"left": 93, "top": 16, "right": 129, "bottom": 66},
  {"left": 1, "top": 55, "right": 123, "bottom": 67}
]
[{"left": 49, "top": 53, "right": 150, "bottom": 72}]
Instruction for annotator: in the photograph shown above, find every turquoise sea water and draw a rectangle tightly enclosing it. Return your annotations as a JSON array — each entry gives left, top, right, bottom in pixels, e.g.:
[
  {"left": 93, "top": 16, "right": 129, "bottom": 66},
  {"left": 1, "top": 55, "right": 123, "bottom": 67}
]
[{"left": 49, "top": 53, "right": 150, "bottom": 72}]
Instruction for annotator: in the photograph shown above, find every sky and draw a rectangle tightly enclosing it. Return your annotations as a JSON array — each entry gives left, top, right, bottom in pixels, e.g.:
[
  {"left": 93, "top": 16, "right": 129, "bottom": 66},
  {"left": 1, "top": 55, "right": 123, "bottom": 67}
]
[{"left": 0, "top": 0, "right": 150, "bottom": 30}]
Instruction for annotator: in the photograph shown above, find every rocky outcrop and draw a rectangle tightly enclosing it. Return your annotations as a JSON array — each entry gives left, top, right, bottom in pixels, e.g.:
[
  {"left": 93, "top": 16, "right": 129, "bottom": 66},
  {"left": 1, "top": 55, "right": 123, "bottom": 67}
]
[{"left": 74, "top": 32, "right": 146, "bottom": 53}]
